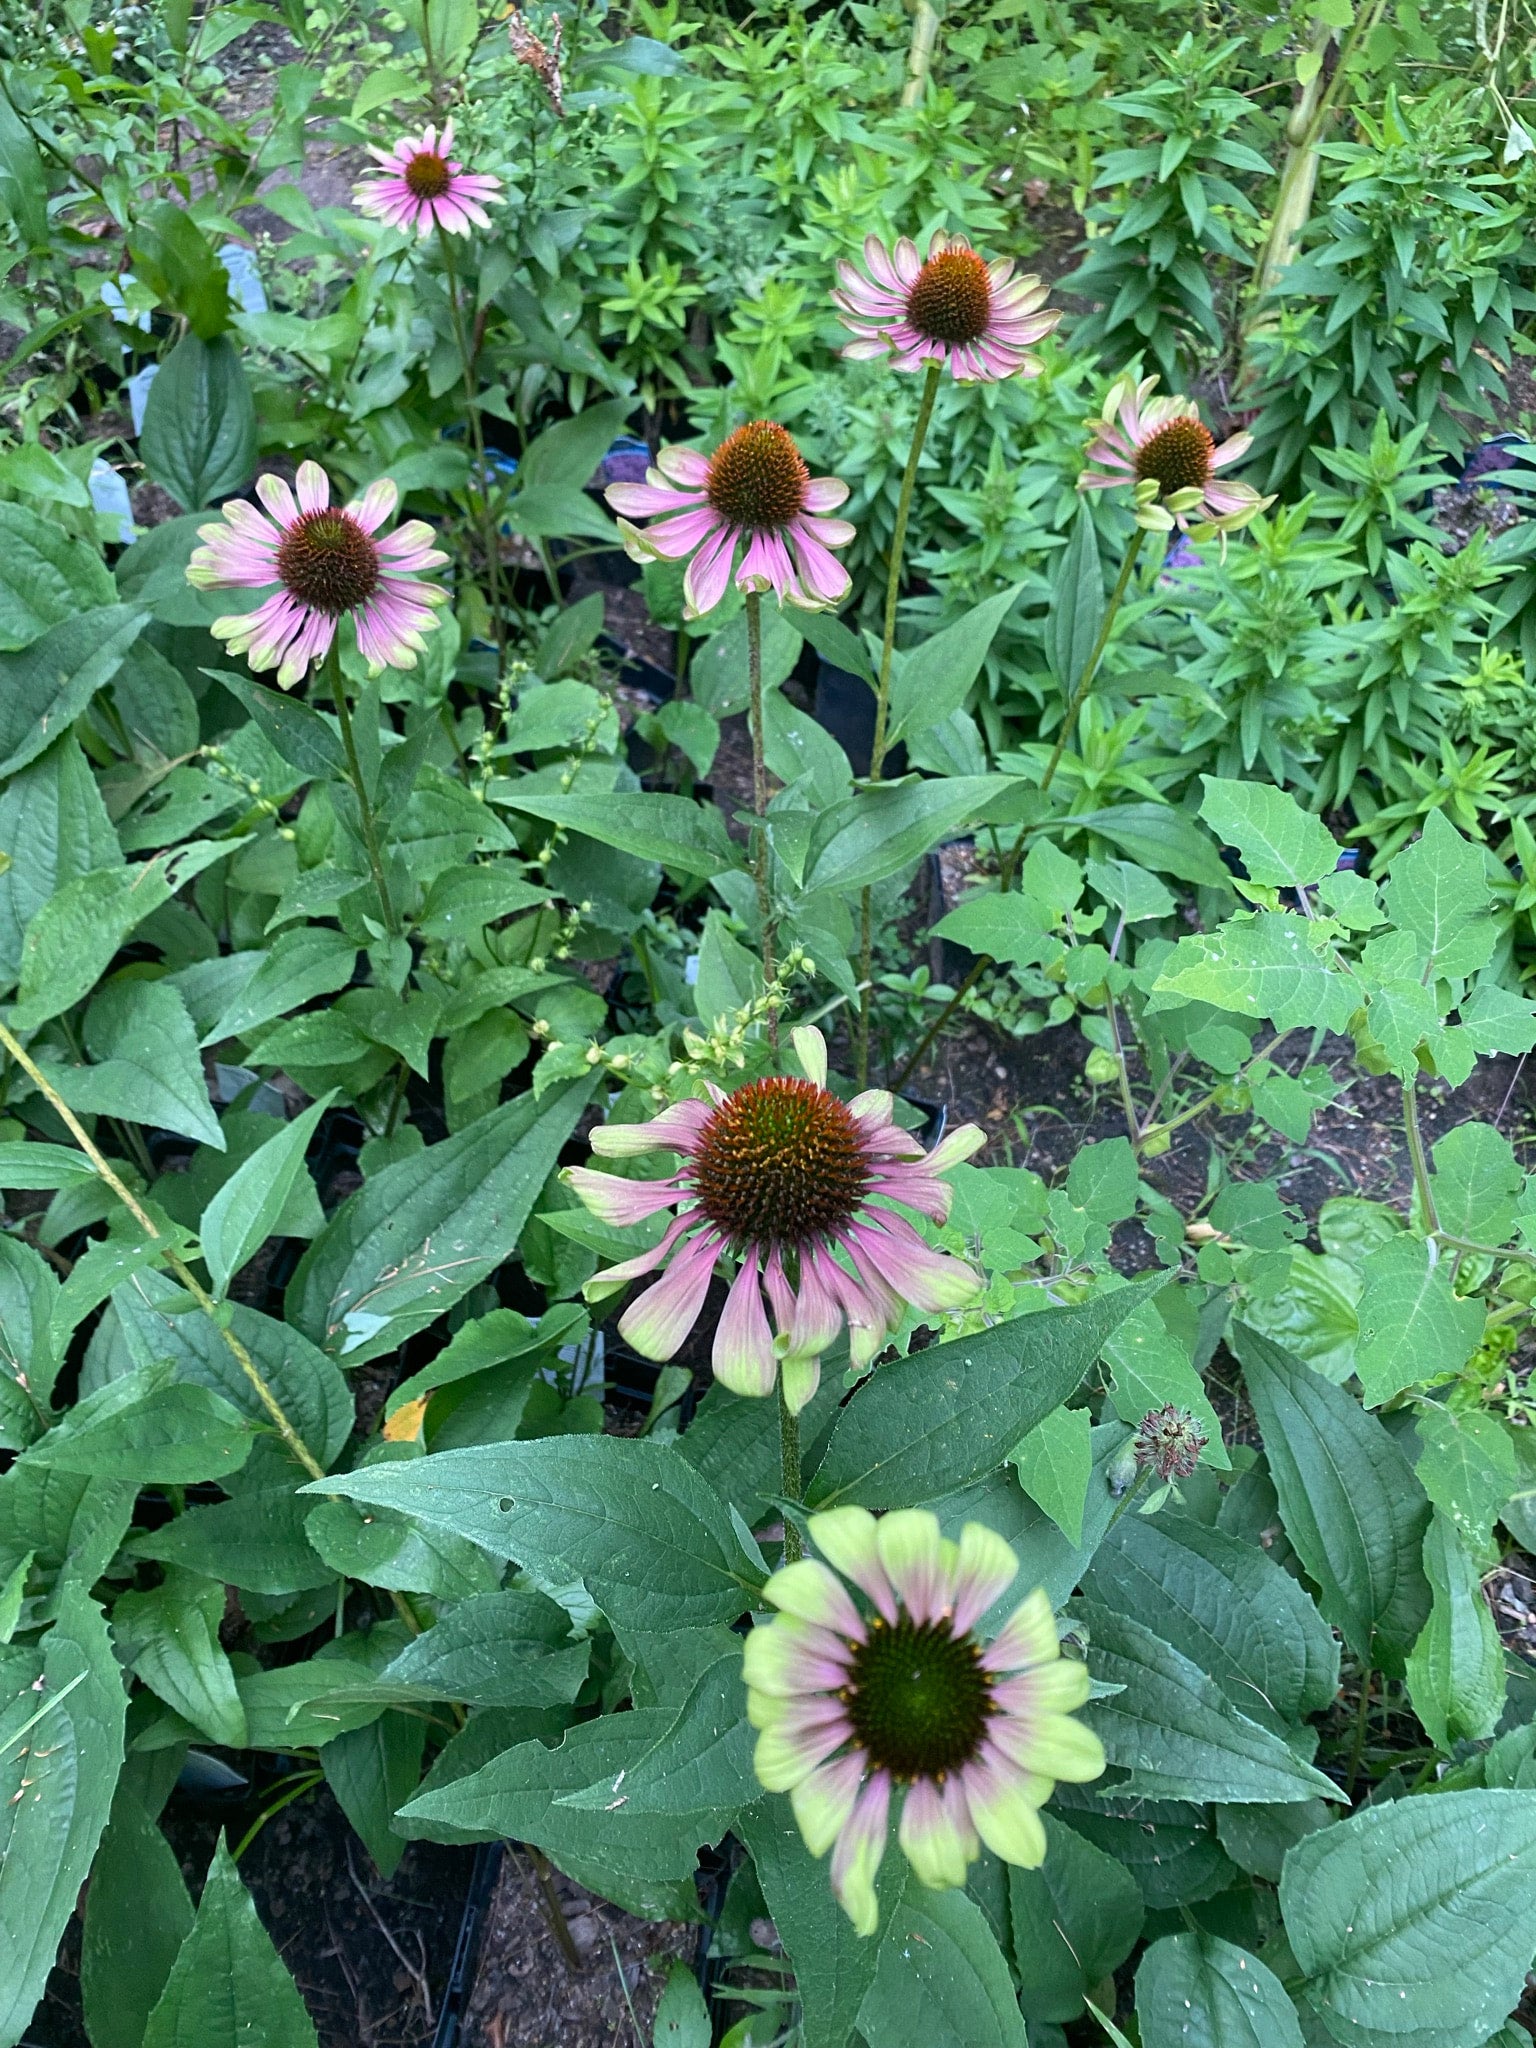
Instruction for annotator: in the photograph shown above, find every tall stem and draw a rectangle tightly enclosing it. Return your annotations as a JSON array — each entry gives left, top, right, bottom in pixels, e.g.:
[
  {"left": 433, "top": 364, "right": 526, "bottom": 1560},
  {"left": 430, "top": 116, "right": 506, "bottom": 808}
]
[
  {"left": 1403, "top": 1078, "right": 1439, "bottom": 1234},
  {"left": 326, "top": 641, "right": 399, "bottom": 937},
  {"left": 438, "top": 223, "right": 509, "bottom": 675},
  {"left": 899, "top": 0, "right": 943, "bottom": 105},
  {"left": 778, "top": 1379, "right": 802, "bottom": 1563},
  {"left": 859, "top": 359, "right": 943, "bottom": 1085},
  {"left": 895, "top": 526, "right": 1146, "bottom": 1090},
  {"left": 0, "top": 1023, "right": 325, "bottom": 1481},
  {"left": 745, "top": 592, "right": 778, "bottom": 1044}
]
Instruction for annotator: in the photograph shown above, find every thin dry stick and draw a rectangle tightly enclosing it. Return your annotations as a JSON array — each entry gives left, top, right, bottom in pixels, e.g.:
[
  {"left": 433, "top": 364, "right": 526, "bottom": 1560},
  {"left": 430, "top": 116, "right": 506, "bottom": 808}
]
[{"left": 0, "top": 1019, "right": 327, "bottom": 1481}]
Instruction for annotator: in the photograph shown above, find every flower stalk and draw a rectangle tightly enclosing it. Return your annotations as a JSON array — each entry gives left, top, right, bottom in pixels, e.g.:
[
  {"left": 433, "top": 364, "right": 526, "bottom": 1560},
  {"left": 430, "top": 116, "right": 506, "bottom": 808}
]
[
  {"left": 324, "top": 639, "right": 400, "bottom": 937},
  {"left": 778, "top": 1380, "right": 803, "bottom": 1563},
  {"left": 437, "top": 222, "right": 510, "bottom": 673},
  {"left": 746, "top": 590, "right": 778, "bottom": 1044}
]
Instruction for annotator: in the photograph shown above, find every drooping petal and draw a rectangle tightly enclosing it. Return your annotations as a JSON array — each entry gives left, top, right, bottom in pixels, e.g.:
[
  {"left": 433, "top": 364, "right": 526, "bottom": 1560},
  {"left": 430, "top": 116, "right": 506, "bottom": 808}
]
[
  {"left": 713, "top": 1249, "right": 777, "bottom": 1398},
  {"left": 898, "top": 1775, "right": 973, "bottom": 1891},
  {"left": 790, "top": 1750, "right": 866, "bottom": 1858},
  {"left": 785, "top": 1245, "right": 843, "bottom": 1364},
  {"left": 845, "top": 1212, "right": 982, "bottom": 1314},
  {"left": 780, "top": 1350, "right": 822, "bottom": 1415},
  {"left": 617, "top": 1227, "right": 720, "bottom": 1360},
  {"left": 754, "top": 1704, "right": 851, "bottom": 1792},
  {"left": 791, "top": 1025, "right": 828, "bottom": 1089},
  {"left": 958, "top": 1751, "right": 1049, "bottom": 1869},
  {"left": 583, "top": 1212, "right": 697, "bottom": 1300},
  {"left": 590, "top": 1099, "right": 712, "bottom": 1157},
  {"left": 829, "top": 1771, "right": 891, "bottom": 1937},
  {"left": 562, "top": 1165, "right": 686, "bottom": 1228}
]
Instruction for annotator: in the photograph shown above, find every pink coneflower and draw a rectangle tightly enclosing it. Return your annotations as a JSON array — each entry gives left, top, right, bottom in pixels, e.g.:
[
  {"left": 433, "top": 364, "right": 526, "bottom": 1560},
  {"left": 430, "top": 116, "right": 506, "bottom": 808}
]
[
  {"left": 1077, "top": 374, "right": 1269, "bottom": 536},
  {"left": 354, "top": 122, "right": 502, "bottom": 238},
  {"left": 745, "top": 1506, "right": 1104, "bottom": 1934},
  {"left": 187, "top": 462, "right": 448, "bottom": 688},
  {"left": 605, "top": 422, "right": 854, "bottom": 621},
  {"left": 564, "top": 1028, "right": 984, "bottom": 1412},
  {"left": 833, "top": 232, "right": 1058, "bottom": 383}
]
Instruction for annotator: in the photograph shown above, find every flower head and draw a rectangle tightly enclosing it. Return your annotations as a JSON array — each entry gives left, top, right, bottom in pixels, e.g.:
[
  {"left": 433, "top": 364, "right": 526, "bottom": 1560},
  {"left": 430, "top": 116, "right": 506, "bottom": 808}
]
[
  {"left": 1077, "top": 373, "right": 1271, "bottom": 536},
  {"left": 1133, "top": 1404, "right": 1209, "bottom": 1482},
  {"left": 834, "top": 232, "right": 1058, "bottom": 383},
  {"left": 354, "top": 122, "right": 502, "bottom": 238},
  {"left": 187, "top": 461, "right": 448, "bottom": 688},
  {"left": 508, "top": 5, "right": 564, "bottom": 118},
  {"left": 564, "top": 1027, "right": 984, "bottom": 1411},
  {"left": 745, "top": 1506, "right": 1104, "bottom": 1934},
  {"left": 605, "top": 423, "right": 854, "bottom": 620}
]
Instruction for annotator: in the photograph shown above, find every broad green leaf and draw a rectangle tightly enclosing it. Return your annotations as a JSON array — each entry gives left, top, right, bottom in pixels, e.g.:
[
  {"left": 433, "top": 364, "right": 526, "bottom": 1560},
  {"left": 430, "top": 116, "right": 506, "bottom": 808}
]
[
  {"left": 1381, "top": 810, "right": 1497, "bottom": 981},
  {"left": 129, "top": 1485, "right": 337, "bottom": 1597},
  {"left": 1281, "top": 1791, "right": 1536, "bottom": 2048},
  {"left": 1234, "top": 1325, "right": 1431, "bottom": 1673},
  {"left": 50, "top": 1234, "right": 173, "bottom": 1353},
  {"left": 931, "top": 891, "right": 1054, "bottom": 964},
  {"left": 26, "top": 1362, "right": 252, "bottom": 1485},
  {"left": 1199, "top": 778, "right": 1340, "bottom": 890},
  {"left": 1010, "top": 1814, "right": 1143, "bottom": 2024},
  {"left": 1405, "top": 1510, "right": 1504, "bottom": 1751},
  {"left": 0, "top": 506, "right": 115, "bottom": 651},
  {"left": 304, "top": 1496, "right": 501, "bottom": 1600},
  {"left": 859, "top": 1883, "right": 1028, "bottom": 2048},
  {"left": 236, "top": 1658, "right": 389, "bottom": 1749},
  {"left": 141, "top": 1837, "right": 319, "bottom": 2048},
  {"left": 783, "top": 604, "right": 876, "bottom": 683},
  {"left": 1043, "top": 508, "right": 1104, "bottom": 692},
  {"left": 888, "top": 584, "right": 1022, "bottom": 745},
  {"left": 399, "top": 1709, "right": 724, "bottom": 1917},
  {"left": 1065, "top": 1137, "right": 1139, "bottom": 1224},
  {"left": 807, "top": 1280, "right": 1161, "bottom": 1509},
  {"left": 212, "top": 670, "right": 347, "bottom": 780},
  {"left": 113, "top": 1568, "right": 247, "bottom": 1748},
  {"left": 384, "top": 1304, "right": 579, "bottom": 1420},
  {"left": 1429, "top": 1121, "right": 1523, "bottom": 1246},
  {"left": 1213, "top": 1799, "right": 1330, "bottom": 1885},
  {"left": 325, "top": 1587, "right": 588, "bottom": 1710},
  {"left": 739, "top": 1796, "right": 898, "bottom": 2048},
  {"left": 80, "top": 1784, "right": 194, "bottom": 2048},
  {"left": 0, "top": 604, "right": 147, "bottom": 779},
  {"left": 676, "top": 1373, "right": 847, "bottom": 1531},
  {"left": 1413, "top": 1403, "right": 1518, "bottom": 1551},
  {"left": 1074, "top": 1601, "right": 1341, "bottom": 1805},
  {"left": 1087, "top": 855, "right": 1175, "bottom": 924},
  {"left": 203, "top": 926, "right": 357, "bottom": 1045},
  {"left": 0, "top": 1235, "right": 59, "bottom": 1444},
  {"left": 109, "top": 1271, "right": 352, "bottom": 1474},
  {"left": 287, "top": 1080, "right": 591, "bottom": 1361},
  {"left": 1082, "top": 1512, "right": 1338, "bottom": 1733},
  {"left": 0, "top": 1583, "right": 127, "bottom": 2048},
  {"left": 1460, "top": 981, "right": 1536, "bottom": 1056},
  {"left": 1010, "top": 1405, "right": 1093, "bottom": 1545},
  {"left": 1136, "top": 1932, "right": 1304, "bottom": 2048},
  {"left": 1053, "top": 1788, "right": 1236, "bottom": 1912},
  {"left": 0, "top": 90, "right": 48, "bottom": 249},
  {"left": 519, "top": 397, "right": 633, "bottom": 492},
  {"left": 1238, "top": 1247, "right": 1361, "bottom": 1384},
  {"left": 0, "top": 1460, "right": 137, "bottom": 1619},
  {"left": 320, "top": 1712, "right": 425, "bottom": 1879},
  {"left": 139, "top": 334, "right": 257, "bottom": 510},
  {"left": 802, "top": 776, "right": 1009, "bottom": 897},
  {"left": 303, "top": 1437, "right": 762, "bottom": 1632},
  {"left": 50, "top": 980, "right": 223, "bottom": 1149},
  {"left": 1070, "top": 802, "right": 1229, "bottom": 889},
  {"left": 1353, "top": 1235, "right": 1484, "bottom": 1405},
  {"left": 560, "top": 1652, "right": 748, "bottom": 1817},
  {"left": 1151, "top": 912, "right": 1359, "bottom": 1034},
  {"left": 500, "top": 790, "right": 738, "bottom": 876},
  {"left": 200, "top": 1092, "right": 333, "bottom": 1299},
  {"left": 13, "top": 838, "right": 236, "bottom": 1031},
  {"left": 652, "top": 1963, "right": 711, "bottom": 2048},
  {"left": 0, "top": 737, "right": 121, "bottom": 995}
]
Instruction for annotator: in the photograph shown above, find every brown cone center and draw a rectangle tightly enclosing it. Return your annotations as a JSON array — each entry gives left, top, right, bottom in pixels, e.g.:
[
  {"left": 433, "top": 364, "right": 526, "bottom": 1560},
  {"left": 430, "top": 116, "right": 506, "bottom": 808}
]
[
  {"left": 276, "top": 508, "right": 380, "bottom": 616},
  {"left": 690, "top": 1077, "right": 869, "bottom": 1248},
  {"left": 404, "top": 149, "right": 452, "bottom": 199},
  {"left": 906, "top": 248, "right": 993, "bottom": 346},
  {"left": 704, "top": 422, "right": 810, "bottom": 532},
  {"left": 1133, "top": 416, "right": 1215, "bottom": 496}
]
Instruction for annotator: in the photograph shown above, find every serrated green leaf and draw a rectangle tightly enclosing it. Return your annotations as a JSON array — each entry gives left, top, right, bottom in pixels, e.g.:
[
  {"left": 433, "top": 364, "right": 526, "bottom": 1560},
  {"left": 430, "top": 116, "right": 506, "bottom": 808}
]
[
  {"left": 26, "top": 1362, "right": 252, "bottom": 1485},
  {"left": 1010, "top": 1405, "right": 1093, "bottom": 1545},
  {"left": 859, "top": 1883, "right": 1028, "bottom": 2048},
  {"left": 1381, "top": 811, "right": 1496, "bottom": 981},
  {"left": 1353, "top": 1235, "right": 1484, "bottom": 1406},
  {"left": 1151, "top": 912, "right": 1359, "bottom": 1034},
  {"left": 1413, "top": 1403, "right": 1518, "bottom": 1551},
  {"left": 501, "top": 789, "right": 738, "bottom": 876},
  {"left": 1199, "top": 778, "right": 1340, "bottom": 890},
  {"left": 50, "top": 980, "right": 223, "bottom": 1149},
  {"left": 0, "top": 605, "right": 148, "bottom": 779},
  {"left": 113, "top": 1568, "right": 247, "bottom": 1748},
  {"left": 560, "top": 1651, "right": 748, "bottom": 1817},
  {"left": 141, "top": 1837, "right": 318, "bottom": 2048}
]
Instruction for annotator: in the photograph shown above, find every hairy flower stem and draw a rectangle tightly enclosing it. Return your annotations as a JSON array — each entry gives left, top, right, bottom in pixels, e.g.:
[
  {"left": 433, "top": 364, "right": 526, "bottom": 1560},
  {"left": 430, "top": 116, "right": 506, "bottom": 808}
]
[
  {"left": 437, "top": 223, "right": 509, "bottom": 674},
  {"left": 0, "top": 1021, "right": 325, "bottom": 1481},
  {"left": 325, "top": 641, "right": 399, "bottom": 937},
  {"left": 746, "top": 592, "right": 778, "bottom": 1046},
  {"left": 894, "top": 526, "right": 1146, "bottom": 1091},
  {"left": 778, "top": 1378, "right": 803, "bottom": 1563},
  {"left": 859, "top": 359, "right": 943, "bottom": 1085}
]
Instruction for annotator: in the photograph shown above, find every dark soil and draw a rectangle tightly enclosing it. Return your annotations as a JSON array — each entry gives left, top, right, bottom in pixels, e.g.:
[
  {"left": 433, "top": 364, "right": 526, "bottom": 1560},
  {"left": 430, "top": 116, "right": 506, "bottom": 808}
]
[{"left": 463, "top": 1853, "right": 694, "bottom": 2048}]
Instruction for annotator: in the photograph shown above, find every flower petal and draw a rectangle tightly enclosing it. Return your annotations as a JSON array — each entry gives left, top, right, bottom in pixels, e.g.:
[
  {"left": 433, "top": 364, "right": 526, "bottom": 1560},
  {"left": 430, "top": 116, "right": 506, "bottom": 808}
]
[
  {"left": 950, "top": 1522, "right": 1019, "bottom": 1636},
  {"left": 764, "top": 1558, "right": 865, "bottom": 1639},
  {"left": 790, "top": 1751, "right": 866, "bottom": 1858},
  {"left": 713, "top": 1249, "right": 778, "bottom": 1397},
  {"left": 561, "top": 1165, "right": 685, "bottom": 1228},
  {"left": 899, "top": 1775, "right": 974, "bottom": 1890},
  {"left": 590, "top": 1099, "right": 712, "bottom": 1157},
  {"left": 809, "top": 1505, "right": 898, "bottom": 1624},
  {"left": 959, "top": 1755, "right": 1049, "bottom": 1868},
  {"left": 791, "top": 1025, "right": 828, "bottom": 1090},
  {"left": 743, "top": 1616, "right": 855, "bottom": 1698},
  {"left": 981, "top": 1587, "right": 1059, "bottom": 1674},
  {"left": 830, "top": 1771, "right": 890, "bottom": 1936},
  {"left": 617, "top": 1228, "right": 720, "bottom": 1359},
  {"left": 875, "top": 1509, "right": 949, "bottom": 1626}
]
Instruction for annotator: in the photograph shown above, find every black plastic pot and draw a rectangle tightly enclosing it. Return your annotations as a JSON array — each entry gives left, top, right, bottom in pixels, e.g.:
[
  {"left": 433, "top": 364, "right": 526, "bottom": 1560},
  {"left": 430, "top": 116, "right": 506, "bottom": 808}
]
[{"left": 814, "top": 660, "right": 905, "bottom": 779}]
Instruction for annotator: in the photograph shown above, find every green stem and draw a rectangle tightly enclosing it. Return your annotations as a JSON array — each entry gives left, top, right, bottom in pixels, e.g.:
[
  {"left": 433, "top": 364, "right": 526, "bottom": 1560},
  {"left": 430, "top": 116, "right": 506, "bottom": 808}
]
[
  {"left": 0, "top": 1023, "right": 326, "bottom": 1481},
  {"left": 859, "top": 358, "right": 942, "bottom": 1085},
  {"left": 1403, "top": 1078, "right": 1439, "bottom": 1234},
  {"left": 1345, "top": 1664, "right": 1373, "bottom": 1799},
  {"left": 778, "top": 1378, "right": 803, "bottom": 1563},
  {"left": 746, "top": 592, "right": 778, "bottom": 1045},
  {"left": 1037, "top": 525, "right": 1145, "bottom": 798},
  {"left": 437, "top": 223, "right": 510, "bottom": 675},
  {"left": 894, "top": 526, "right": 1147, "bottom": 1090},
  {"left": 326, "top": 642, "right": 399, "bottom": 937},
  {"left": 899, "top": 0, "right": 944, "bottom": 105}
]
